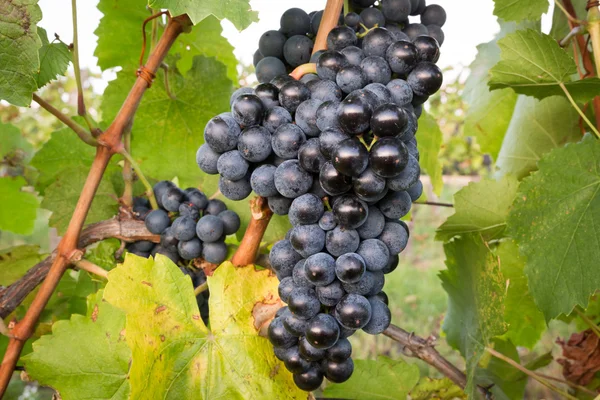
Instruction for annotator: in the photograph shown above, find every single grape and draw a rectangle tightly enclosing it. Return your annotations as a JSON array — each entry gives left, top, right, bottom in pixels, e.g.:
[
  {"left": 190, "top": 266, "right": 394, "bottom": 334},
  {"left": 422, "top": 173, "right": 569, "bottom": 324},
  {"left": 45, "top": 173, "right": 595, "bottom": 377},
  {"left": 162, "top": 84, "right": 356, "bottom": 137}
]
[
  {"left": 306, "top": 313, "right": 340, "bottom": 349},
  {"left": 381, "top": 0, "right": 412, "bottom": 22},
  {"left": 341, "top": 46, "right": 364, "bottom": 66},
  {"left": 279, "top": 80, "right": 311, "bottom": 113},
  {"left": 238, "top": 125, "right": 272, "bottom": 162},
  {"left": 254, "top": 82, "right": 280, "bottom": 109},
  {"left": 205, "top": 199, "right": 227, "bottom": 216},
  {"left": 362, "top": 28, "right": 395, "bottom": 58},
  {"left": 301, "top": 73, "right": 319, "bottom": 84},
  {"left": 356, "top": 206, "right": 385, "bottom": 239},
  {"left": 318, "top": 211, "right": 337, "bottom": 231},
  {"left": 196, "top": 144, "right": 221, "bottom": 175},
  {"left": 403, "top": 23, "right": 429, "bottom": 41},
  {"left": 230, "top": 87, "right": 254, "bottom": 106},
  {"left": 271, "top": 74, "right": 295, "bottom": 89},
  {"left": 289, "top": 193, "right": 325, "bottom": 226},
  {"left": 160, "top": 227, "right": 178, "bottom": 250},
  {"left": 293, "top": 366, "right": 324, "bottom": 392},
  {"left": 335, "top": 294, "right": 372, "bottom": 329},
  {"left": 327, "top": 26, "right": 358, "bottom": 51},
  {"left": 204, "top": 114, "right": 241, "bottom": 153},
  {"left": 342, "top": 270, "right": 377, "bottom": 295},
  {"left": 378, "top": 221, "right": 409, "bottom": 255},
  {"left": 359, "top": 7, "right": 385, "bottom": 29},
  {"left": 283, "top": 346, "right": 312, "bottom": 374},
  {"left": 426, "top": 24, "right": 445, "bottom": 46},
  {"left": 304, "top": 253, "right": 336, "bottom": 286},
  {"left": 177, "top": 238, "right": 202, "bottom": 260},
  {"left": 278, "top": 276, "right": 295, "bottom": 302},
  {"left": 185, "top": 188, "right": 209, "bottom": 210},
  {"left": 250, "top": 165, "right": 278, "bottom": 197},
  {"left": 407, "top": 62, "right": 443, "bottom": 96},
  {"left": 178, "top": 202, "right": 200, "bottom": 221},
  {"left": 274, "top": 160, "right": 313, "bottom": 199},
  {"left": 256, "top": 57, "right": 288, "bottom": 84},
  {"left": 280, "top": 8, "right": 311, "bottom": 36},
  {"left": 219, "top": 176, "right": 252, "bottom": 201},
  {"left": 382, "top": 254, "right": 399, "bottom": 274},
  {"left": 322, "top": 358, "right": 354, "bottom": 383},
  {"left": 145, "top": 209, "right": 171, "bottom": 234},
  {"left": 326, "top": 338, "right": 352, "bottom": 362},
  {"left": 231, "top": 94, "right": 265, "bottom": 128},
  {"left": 387, "top": 154, "right": 420, "bottom": 191},
  {"left": 171, "top": 216, "right": 197, "bottom": 241},
  {"left": 310, "top": 10, "right": 324, "bottom": 35},
  {"left": 218, "top": 210, "right": 240, "bottom": 235},
  {"left": 268, "top": 195, "right": 293, "bottom": 215},
  {"left": 299, "top": 336, "right": 327, "bottom": 361},
  {"left": 269, "top": 317, "right": 298, "bottom": 348},
  {"left": 421, "top": 4, "right": 447, "bottom": 27},
  {"left": 284, "top": 312, "right": 310, "bottom": 337},
  {"left": 217, "top": 150, "right": 249, "bottom": 181},
  {"left": 263, "top": 106, "right": 293, "bottom": 134},
  {"left": 407, "top": 180, "right": 423, "bottom": 201},
  {"left": 316, "top": 279, "right": 345, "bottom": 307},
  {"left": 253, "top": 49, "right": 263, "bottom": 67},
  {"left": 290, "top": 224, "right": 325, "bottom": 258},
  {"left": 386, "top": 41, "right": 418, "bottom": 76},
  {"left": 386, "top": 23, "right": 411, "bottom": 41},
  {"left": 336, "top": 93, "right": 372, "bottom": 135},
  {"left": 316, "top": 50, "right": 349, "bottom": 81},
  {"left": 410, "top": 0, "right": 425, "bottom": 15},
  {"left": 128, "top": 240, "right": 154, "bottom": 253},
  {"left": 319, "top": 161, "right": 352, "bottom": 196},
  {"left": 309, "top": 80, "right": 343, "bottom": 102},
  {"left": 284, "top": 35, "right": 314, "bottom": 67},
  {"left": 332, "top": 195, "right": 368, "bottom": 229},
  {"left": 369, "top": 137, "right": 409, "bottom": 178},
  {"left": 344, "top": 11, "right": 360, "bottom": 30},
  {"left": 298, "top": 138, "right": 327, "bottom": 174},
  {"left": 272, "top": 123, "right": 306, "bottom": 160},
  {"left": 335, "top": 253, "right": 366, "bottom": 284},
  {"left": 325, "top": 226, "right": 360, "bottom": 257},
  {"left": 378, "top": 190, "right": 412, "bottom": 219},
  {"left": 319, "top": 129, "right": 350, "bottom": 159},
  {"left": 364, "top": 83, "right": 392, "bottom": 105},
  {"left": 357, "top": 239, "right": 390, "bottom": 272},
  {"left": 413, "top": 35, "right": 440, "bottom": 63},
  {"left": 259, "top": 30, "right": 287, "bottom": 59},
  {"left": 387, "top": 79, "right": 414, "bottom": 106},
  {"left": 161, "top": 186, "right": 186, "bottom": 212},
  {"left": 196, "top": 215, "right": 224, "bottom": 243},
  {"left": 362, "top": 297, "right": 391, "bottom": 334},
  {"left": 201, "top": 241, "right": 228, "bottom": 264},
  {"left": 293, "top": 260, "right": 314, "bottom": 288},
  {"left": 295, "top": 99, "right": 323, "bottom": 137},
  {"left": 353, "top": 168, "right": 387, "bottom": 202},
  {"left": 336, "top": 65, "right": 367, "bottom": 94},
  {"left": 332, "top": 138, "right": 369, "bottom": 177},
  {"left": 288, "top": 286, "right": 321, "bottom": 320},
  {"left": 371, "top": 104, "right": 409, "bottom": 137}
]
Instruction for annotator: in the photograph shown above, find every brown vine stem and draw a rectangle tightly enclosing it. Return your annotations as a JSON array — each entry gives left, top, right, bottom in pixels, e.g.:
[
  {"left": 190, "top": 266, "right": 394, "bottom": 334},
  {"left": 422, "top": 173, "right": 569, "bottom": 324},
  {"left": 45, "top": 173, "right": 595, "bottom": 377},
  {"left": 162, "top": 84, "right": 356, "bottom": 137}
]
[
  {"left": 414, "top": 201, "right": 454, "bottom": 208},
  {"left": 231, "top": 197, "right": 273, "bottom": 266},
  {"left": 0, "top": 217, "right": 159, "bottom": 319},
  {"left": 121, "top": 126, "right": 133, "bottom": 207},
  {"left": 290, "top": 63, "right": 317, "bottom": 80},
  {"left": 0, "top": 15, "right": 191, "bottom": 396},
  {"left": 485, "top": 347, "right": 578, "bottom": 400},
  {"left": 312, "top": 0, "right": 344, "bottom": 54},
  {"left": 74, "top": 259, "right": 109, "bottom": 279},
  {"left": 31, "top": 94, "right": 97, "bottom": 146}
]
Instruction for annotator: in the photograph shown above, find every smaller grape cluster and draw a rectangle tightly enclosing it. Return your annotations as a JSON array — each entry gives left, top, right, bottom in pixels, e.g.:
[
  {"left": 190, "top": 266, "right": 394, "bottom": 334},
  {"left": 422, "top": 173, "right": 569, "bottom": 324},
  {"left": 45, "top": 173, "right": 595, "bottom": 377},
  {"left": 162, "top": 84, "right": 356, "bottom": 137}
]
[
  {"left": 128, "top": 180, "right": 241, "bottom": 265},
  {"left": 267, "top": 193, "right": 407, "bottom": 390}
]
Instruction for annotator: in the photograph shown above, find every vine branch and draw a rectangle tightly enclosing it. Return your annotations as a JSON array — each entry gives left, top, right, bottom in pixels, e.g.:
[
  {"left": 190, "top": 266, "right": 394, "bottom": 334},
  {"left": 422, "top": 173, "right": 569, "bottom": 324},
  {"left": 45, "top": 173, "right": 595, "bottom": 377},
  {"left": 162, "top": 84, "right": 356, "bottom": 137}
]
[
  {"left": 312, "top": 0, "right": 344, "bottom": 54},
  {"left": 0, "top": 15, "right": 191, "bottom": 396},
  {"left": 231, "top": 197, "right": 273, "bottom": 266},
  {"left": 118, "top": 148, "right": 159, "bottom": 209},
  {"left": 73, "top": 259, "right": 109, "bottom": 279},
  {"left": 31, "top": 94, "right": 97, "bottom": 146}
]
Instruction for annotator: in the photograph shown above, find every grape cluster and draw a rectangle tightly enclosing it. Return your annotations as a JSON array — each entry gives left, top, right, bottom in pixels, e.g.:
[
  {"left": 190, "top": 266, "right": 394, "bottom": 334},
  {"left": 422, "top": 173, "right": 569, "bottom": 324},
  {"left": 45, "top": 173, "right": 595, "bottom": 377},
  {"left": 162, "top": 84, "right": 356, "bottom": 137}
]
[
  {"left": 128, "top": 180, "right": 240, "bottom": 265},
  {"left": 196, "top": 0, "right": 446, "bottom": 391}
]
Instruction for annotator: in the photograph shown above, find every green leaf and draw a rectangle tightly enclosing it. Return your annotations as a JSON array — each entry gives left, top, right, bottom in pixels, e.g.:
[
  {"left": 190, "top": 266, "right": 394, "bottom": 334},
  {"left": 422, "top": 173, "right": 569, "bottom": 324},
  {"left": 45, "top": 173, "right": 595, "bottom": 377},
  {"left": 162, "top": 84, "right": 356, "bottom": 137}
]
[
  {"left": 23, "top": 290, "right": 131, "bottom": 400},
  {"left": 0, "top": 121, "right": 34, "bottom": 163},
  {"left": 436, "top": 176, "right": 519, "bottom": 242},
  {"left": 474, "top": 338, "right": 526, "bottom": 400},
  {"left": 0, "top": 176, "right": 39, "bottom": 235},
  {"left": 549, "top": 0, "right": 587, "bottom": 40},
  {"left": 0, "top": 245, "right": 45, "bottom": 286},
  {"left": 101, "top": 56, "right": 233, "bottom": 188},
  {"left": 323, "top": 356, "right": 420, "bottom": 399},
  {"left": 35, "top": 27, "right": 71, "bottom": 88},
  {"left": 417, "top": 111, "right": 443, "bottom": 195},
  {"left": 0, "top": 0, "right": 42, "bottom": 106},
  {"left": 496, "top": 240, "right": 545, "bottom": 349},
  {"left": 440, "top": 235, "right": 507, "bottom": 397},
  {"left": 104, "top": 255, "right": 306, "bottom": 399},
  {"left": 41, "top": 167, "right": 119, "bottom": 235},
  {"left": 495, "top": 96, "right": 581, "bottom": 179},
  {"left": 85, "top": 239, "right": 121, "bottom": 270},
  {"left": 489, "top": 29, "right": 600, "bottom": 102},
  {"left": 148, "top": 0, "right": 258, "bottom": 29},
  {"left": 508, "top": 135, "right": 600, "bottom": 320},
  {"left": 493, "top": 0, "right": 548, "bottom": 22},
  {"left": 409, "top": 378, "right": 465, "bottom": 400},
  {"left": 31, "top": 128, "right": 96, "bottom": 193},
  {"left": 463, "top": 24, "right": 519, "bottom": 159}
]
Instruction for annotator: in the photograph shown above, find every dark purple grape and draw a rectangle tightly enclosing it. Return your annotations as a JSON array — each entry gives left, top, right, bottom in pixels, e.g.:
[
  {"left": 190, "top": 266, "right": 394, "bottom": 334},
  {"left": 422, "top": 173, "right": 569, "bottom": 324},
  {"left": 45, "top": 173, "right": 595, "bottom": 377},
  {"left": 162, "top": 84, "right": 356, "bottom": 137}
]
[
  {"left": 304, "top": 253, "right": 336, "bottom": 286},
  {"left": 316, "top": 50, "right": 349, "bottom": 81},
  {"left": 161, "top": 186, "right": 186, "bottom": 212},
  {"left": 268, "top": 195, "right": 293, "bottom": 215},
  {"left": 238, "top": 125, "right": 272, "bottom": 162},
  {"left": 177, "top": 238, "right": 202, "bottom": 260},
  {"left": 289, "top": 193, "right": 325, "bottom": 226},
  {"left": 219, "top": 176, "right": 252, "bottom": 201},
  {"left": 371, "top": 104, "right": 409, "bottom": 137},
  {"left": 369, "top": 137, "right": 409, "bottom": 178},
  {"left": 254, "top": 82, "right": 280, "bottom": 109},
  {"left": 322, "top": 358, "right": 354, "bottom": 383},
  {"left": 284, "top": 35, "right": 314, "bottom": 67},
  {"left": 251, "top": 164, "right": 278, "bottom": 197},
  {"left": 272, "top": 123, "right": 306, "bottom": 159},
  {"left": 204, "top": 115, "right": 241, "bottom": 153},
  {"left": 378, "top": 221, "right": 409, "bottom": 255},
  {"left": 326, "top": 338, "right": 352, "bottom": 362},
  {"left": 271, "top": 74, "right": 295, "bottom": 89},
  {"left": 407, "top": 62, "right": 443, "bottom": 96},
  {"left": 404, "top": 23, "right": 429, "bottom": 41},
  {"left": 356, "top": 205, "right": 385, "bottom": 239},
  {"left": 145, "top": 209, "right": 171, "bottom": 234},
  {"left": 295, "top": 99, "right": 323, "bottom": 136},
  {"left": 318, "top": 211, "right": 337, "bottom": 231},
  {"left": 293, "top": 366, "right": 324, "bottom": 392},
  {"left": 387, "top": 79, "right": 414, "bottom": 106},
  {"left": 268, "top": 317, "right": 298, "bottom": 348},
  {"left": 284, "top": 312, "right": 310, "bottom": 337},
  {"left": 362, "top": 28, "right": 394, "bottom": 58},
  {"left": 283, "top": 346, "right": 312, "bottom": 374},
  {"left": 411, "top": 0, "right": 425, "bottom": 15},
  {"left": 205, "top": 199, "right": 227, "bottom": 215},
  {"left": 381, "top": 0, "right": 412, "bottom": 22},
  {"left": 386, "top": 41, "right": 418, "bottom": 76},
  {"left": 386, "top": 24, "right": 411, "bottom": 41},
  {"left": 427, "top": 24, "right": 445, "bottom": 46},
  {"left": 421, "top": 4, "right": 447, "bottom": 27},
  {"left": 288, "top": 286, "right": 321, "bottom": 320},
  {"left": 319, "top": 162, "right": 352, "bottom": 196},
  {"left": 332, "top": 195, "right": 368, "bottom": 229},
  {"left": 336, "top": 65, "right": 367, "bottom": 94},
  {"left": 279, "top": 81, "right": 311, "bottom": 113},
  {"left": 319, "top": 128, "right": 350, "bottom": 159},
  {"left": 341, "top": 46, "right": 365, "bottom": 66},
  {"left": 310, "top": 10, "right": 324, "bottom": 35},
  {"left": 290, "top": 224, "right": 325, "bottom": 258},
  {"left": 253, "top": 49, "right": 263, "bottom": 67},
  {"left": 335, "top": 294, "right": 372, "bottom": 329},
  {"left": 407, "top": 180, "right": 423, "bottom": 201},
  {"left": 306, "top": 313, "right": 340, "bottom": 349},
  {"left": 278, "top": 277, "right": 295, "bottom": 302},
  {"left": 299, "top": 336, "right": 327, "bottom": 361},
  {"left": 413, "top": 35, "right": 440, "bottom": 62},
  {"left": 353, "top": 168, "right": 387, "bottom": 202},
  {"left": 231, "top": 94, "right": 265, "bottom": 128},
  {"left": 327, "top": 26, "right": 358, "bottom": 50},
  {"left": 310, "top": 80, "right": 343, "bottom": 102},
  {"left": 331, "top": 138, "right": 369, "bottom": 177},
  {"left": 316, "top": 279, "right": 345, "bottom": 307},
  {"left": 359, "top": 7, "right": 385, "bottom": 29},
  {"left": 344, "top": 12, "right": 360, "bottom": 30},
  {"left": 335, "top": 253, "right": 366, "bottom": 284},
  {"left": 325, "top": 226, "right": 360, "bottom": 257},
  {"left": 360, "top": 56, "right": 392, "bottom": 84},
  {"left": 364, "top": 83, "right": 392, "bottom": 104},
  {"left": 362, "top": 297, "right": 391, "bottom": 334},
  {"left": 171, "top": 216, "right": 197, "bottom": 241},
  {"left": 378, "top": 190, "right": 412, "bottom": 219},
  {"left": 299, "top": 138, "right": 327, "bottom": 174},
  {"left": 217, "top": 150, "right": 249, "bottom": 181},
  {"left": 280, "top": 8, "right": 311, "bottom": 36},
  {"left": 336, "top": 93, "right": 372, "bottom": 135},
  {"left": 274, "top": 160, "right": 313, "bottom": 199},
  {"left": 263, "top": 106, "right": 293, "bottom": 134},
  {"left": 259, "top": 30, "right": 286, "bottom": 58},
  {"left": 357, "top": 239, "right": 390, "bottom": 272},
  {"left": 196, "top": 215, "right": 224, "bottom": 243}
]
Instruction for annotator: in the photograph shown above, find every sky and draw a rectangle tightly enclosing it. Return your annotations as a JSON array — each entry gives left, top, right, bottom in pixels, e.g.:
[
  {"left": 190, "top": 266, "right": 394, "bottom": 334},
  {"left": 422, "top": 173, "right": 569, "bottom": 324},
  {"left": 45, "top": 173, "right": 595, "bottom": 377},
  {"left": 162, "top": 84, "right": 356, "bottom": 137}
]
[{"left": 37, "top": 0, "right": 555, "bottom": 85}]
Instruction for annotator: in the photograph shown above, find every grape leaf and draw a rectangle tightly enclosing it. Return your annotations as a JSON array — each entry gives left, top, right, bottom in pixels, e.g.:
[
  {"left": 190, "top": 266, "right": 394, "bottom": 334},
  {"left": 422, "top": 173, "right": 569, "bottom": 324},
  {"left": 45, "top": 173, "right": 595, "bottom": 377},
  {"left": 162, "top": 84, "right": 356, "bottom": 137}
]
[
  {"left": 463, "top": 23, "right": 520, "bottom": 159},
  {"left": 101, "top": 56, "right": 232, "bottom": 189},
  {"left": 23, "top": 290, "right": 131, "bottom": 400},
  {"left": 496, "top": 240, "right": 545, "bottom": 349},
  {"left": 508, "top": 135, "right": 600, "bottom": 320},
  {"left": 0, "top": 176, "right": 39, "bottom": 235},
  {"left": 85, "top": 239, "right": 121, "bottom": 270},
  {"left": 0, "top": 121, "right": 34, "bottom": 163},
  {"left": 95, "top": 0, "right": 238, "bottom": 82},
  {"left": 549, "top": 0, "right": 587, "bottom": 40},
  {"left": 30, "top": 128, "right": 96, "bottom": 193},
  {"left": 474, "top": 338, "right": 526, "bottom": 400},
  {"left": 495, "top": 95, "right": 581, "bottom": 179},
  {"left": 0, "top": 0, "right": 42, "bottom": 106},
  {"left": 489, "top": 29, "right": 600, "bottom": 102},
  {"left": 41, "top": 167, "right": 119, "bottom": 235},
  {"left": 409, "top": 378, "right": 465, "bottom": 400},
  {"left": 0, "top": 245, "right": 45, "bottom": 286},
  {"left": 322, "top": 356, "right": 420, "bottom": 399},
  {"left": 35, "top": 27, "right": 71, "bottom": 88},
  {"left": 417, "top": 111, "right": 443, "bottom": 196},
  {"left": 436, "top": 176, "right": 519, "bottom": 242},
  {"left": 104, "top": 255, "right": 306, "bottom": 399},
  {"left": 148, "top": 0, "right": 258, "bottom": 29},
  {"left": 440, "top": 235, "right": 507, "bottom": 398},
  {"left": 493, "top": 0, "right": 548, "bottom": 22}
]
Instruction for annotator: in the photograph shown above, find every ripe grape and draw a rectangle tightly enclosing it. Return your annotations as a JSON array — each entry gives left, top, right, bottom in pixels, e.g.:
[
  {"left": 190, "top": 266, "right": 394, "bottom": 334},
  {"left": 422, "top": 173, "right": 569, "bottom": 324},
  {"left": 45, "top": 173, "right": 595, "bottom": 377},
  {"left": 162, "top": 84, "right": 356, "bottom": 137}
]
[
  {"left": 305, "top": 313, "right": 340, "bottom": 349},
  {"left": 335, "top": 294, "right": 372, "bottom": 329},
  {"left": 145, "top": 209, "right": 170, "bottom": 234}
]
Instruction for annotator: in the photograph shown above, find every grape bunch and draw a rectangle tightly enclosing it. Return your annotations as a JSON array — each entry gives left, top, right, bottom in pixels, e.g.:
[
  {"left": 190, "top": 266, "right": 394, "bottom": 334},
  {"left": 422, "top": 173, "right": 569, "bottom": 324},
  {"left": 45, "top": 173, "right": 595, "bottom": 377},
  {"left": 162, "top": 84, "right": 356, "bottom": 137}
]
[
  {"left": 195, "top": 0, "right": 446, "bottom": 391},
  {"left": 128, "top": 180, "right": 240, "bottom": 265}
]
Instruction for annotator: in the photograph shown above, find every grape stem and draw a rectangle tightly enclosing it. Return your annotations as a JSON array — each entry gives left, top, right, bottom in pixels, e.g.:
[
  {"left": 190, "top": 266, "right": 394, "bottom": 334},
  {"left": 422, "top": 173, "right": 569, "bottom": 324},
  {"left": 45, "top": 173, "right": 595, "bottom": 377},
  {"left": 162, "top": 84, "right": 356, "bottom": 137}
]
[
  {"left": 73, "top": 259, "right": 109, "bottom": 279},
  {"left": 118, "top": 148, "right": 159, "bottom": 209},
  {"left": 31, "top": 94, "right": 97, "bottom": 147},
  {"left": 587, "top": 5, "right": 600, "bottom": 130},
  {"left": 559, "top": 82, "right": 600, "bottom": 138},
  {"left": 0, "top": 15, "right": 192, "bottom": 396},
  {"left": 121, "top": 126, "right": 134, "bottom": 207},
  {"left": 383, "top": 324, "right": 491, "bottom": 397},
  {"left": 555, "top": 0, "right": 586, "bottom": 25},
  {"left": 414, "top": 201, "right": 454, "bottom": 208},
  {"left": 574, "top": 308, "right": 600, "bottom": 338},
  {"left": 312, "top": 0, "right": 344, "bottom": 54},
  {"left": 231, "top": 197, "right": 273, "bottom": 266},
  {"left": 289, "top": 63, "right": 317, "bottom": 80},
  {"left": 194, "top": 282, "right": 208, "bottom": 296}
]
